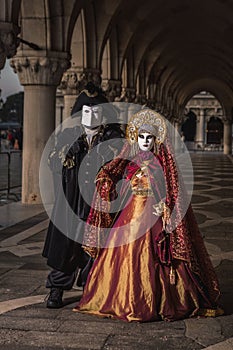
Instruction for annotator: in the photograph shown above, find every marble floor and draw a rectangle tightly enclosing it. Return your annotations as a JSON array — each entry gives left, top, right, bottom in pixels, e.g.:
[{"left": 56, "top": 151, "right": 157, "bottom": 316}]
[{"left": 0, "top": 152, "right": 232, "bottom": 350}]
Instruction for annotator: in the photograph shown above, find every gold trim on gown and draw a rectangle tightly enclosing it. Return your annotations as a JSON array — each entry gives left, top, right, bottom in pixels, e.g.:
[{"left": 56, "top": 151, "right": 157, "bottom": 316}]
[{"left": 74, "top": 161, "right": 223, "bottom": 322}]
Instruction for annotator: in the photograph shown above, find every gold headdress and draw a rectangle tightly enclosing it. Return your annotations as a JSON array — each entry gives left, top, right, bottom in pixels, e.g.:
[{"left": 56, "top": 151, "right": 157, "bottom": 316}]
[{"left": 126, "top": 109, "right": 167, "bottom": 145}]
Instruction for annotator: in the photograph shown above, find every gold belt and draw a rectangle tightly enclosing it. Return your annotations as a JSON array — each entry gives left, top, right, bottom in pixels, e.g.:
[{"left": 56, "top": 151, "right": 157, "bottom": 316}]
[{"left": 132, "top": 189, "right": 153, "bottom": 196}]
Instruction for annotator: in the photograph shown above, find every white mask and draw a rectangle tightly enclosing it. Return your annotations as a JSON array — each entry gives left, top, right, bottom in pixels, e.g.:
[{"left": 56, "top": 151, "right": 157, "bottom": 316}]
[
  {"left": 81, "top": 105, "right": 103, "bottom": 128},
  {"left": 138, "top": 132, "right": 154, "bottom": 152}
]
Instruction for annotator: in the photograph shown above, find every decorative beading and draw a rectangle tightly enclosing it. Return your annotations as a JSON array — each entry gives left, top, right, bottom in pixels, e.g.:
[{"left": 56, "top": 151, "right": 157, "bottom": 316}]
[{"left": 126, "top": 109, "right": 167, "bottom": 145}]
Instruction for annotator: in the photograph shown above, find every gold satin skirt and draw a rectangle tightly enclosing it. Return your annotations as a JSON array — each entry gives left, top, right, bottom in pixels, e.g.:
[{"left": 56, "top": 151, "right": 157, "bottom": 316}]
[{"left": 75, "top": 195, "right": 222, "bottom": 322}]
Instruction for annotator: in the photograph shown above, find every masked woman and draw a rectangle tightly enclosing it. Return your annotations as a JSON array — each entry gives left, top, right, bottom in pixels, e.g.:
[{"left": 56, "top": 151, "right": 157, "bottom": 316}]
[{"left": 74, "top": 109, "right": 223, "bottom": 322}]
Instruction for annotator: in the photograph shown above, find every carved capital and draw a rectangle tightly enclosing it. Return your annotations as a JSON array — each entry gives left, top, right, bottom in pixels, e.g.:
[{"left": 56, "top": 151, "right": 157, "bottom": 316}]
[
  {"left": 102, "top": 79, "right": 122, "bottom": 102},
  {"left": 0, "top": 23, "right": 20, "bottom": 69},
  {"left": 10, "top": 53, "right": 71, "bottom": 86},
  {"left": 59, "top": 67, "right": 102, "bottom": 96},
  {"left": 60, "top": 67, "right": 85, "bottom": 95}
]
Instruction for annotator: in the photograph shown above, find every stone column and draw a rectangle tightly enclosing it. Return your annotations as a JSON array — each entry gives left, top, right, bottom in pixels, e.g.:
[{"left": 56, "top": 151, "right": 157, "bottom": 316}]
[
  {"left": 196, "top": 108, "right": 205, "bottom": 149},
  {"left": 55, "top": 90, "right": 64, "bottom": 128},
  {"left": 10, "top": 53, "right": 70, "bottom": 203},
  {"left": 223, "top": 118, "right": 232, "bottom": 155},
  {"left": 0, "top": 22, "right": 20, "bottom": 69}
]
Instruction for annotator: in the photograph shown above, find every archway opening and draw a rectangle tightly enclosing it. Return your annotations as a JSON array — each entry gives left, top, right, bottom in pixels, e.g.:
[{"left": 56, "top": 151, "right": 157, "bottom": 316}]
[
  {"left": 183, "top": 91, "right": 223, "bottom": 151},
  {"left": 207, "top": 116, "right": 223, "bottom": 146},
  {"left": 181, "top": 111, "right": 197, "bottom": 142}
]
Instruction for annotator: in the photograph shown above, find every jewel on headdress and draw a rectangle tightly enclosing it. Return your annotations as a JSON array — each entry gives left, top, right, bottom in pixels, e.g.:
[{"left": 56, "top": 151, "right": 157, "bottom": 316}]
[
  {"left": 126, "top": 108, "right": 167, "bottom": 145},
  {"left": 126, "top": 125, "right": 138, "bottom": 144}
]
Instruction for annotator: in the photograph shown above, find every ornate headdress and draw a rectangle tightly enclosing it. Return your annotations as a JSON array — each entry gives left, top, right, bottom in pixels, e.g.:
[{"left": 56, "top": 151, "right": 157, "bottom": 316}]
[{"left": 126, "top": 109, "right": 167, "bottom": 145}]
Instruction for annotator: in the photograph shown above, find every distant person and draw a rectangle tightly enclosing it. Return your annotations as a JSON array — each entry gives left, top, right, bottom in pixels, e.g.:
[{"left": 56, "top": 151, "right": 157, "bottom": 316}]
[
  {"left": 7, "top": 129, "right": 15, "bottom": 148},
  {"left": 15, "top": 127, "right": 23, "bottom": 150}
]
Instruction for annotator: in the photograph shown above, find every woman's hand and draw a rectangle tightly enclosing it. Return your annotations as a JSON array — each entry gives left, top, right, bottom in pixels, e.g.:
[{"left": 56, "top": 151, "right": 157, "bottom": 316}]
[{"left": 162, "top": 204, "right": 171, "bottom": 229}]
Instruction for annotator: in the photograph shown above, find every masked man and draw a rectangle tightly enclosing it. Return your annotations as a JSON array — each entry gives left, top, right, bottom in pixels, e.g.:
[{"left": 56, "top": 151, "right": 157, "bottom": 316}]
[{"left": 42, "top": 84, "right": 124, "bottom": 308}]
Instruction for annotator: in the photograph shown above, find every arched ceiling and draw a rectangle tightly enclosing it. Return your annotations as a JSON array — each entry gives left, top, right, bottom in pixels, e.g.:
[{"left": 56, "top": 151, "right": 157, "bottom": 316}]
[
  {"left": 6, "top": 0, "right": 233, "bottom": 116},
  {"left": 94, "top": 0, "right": 233, "bottom": 113}
]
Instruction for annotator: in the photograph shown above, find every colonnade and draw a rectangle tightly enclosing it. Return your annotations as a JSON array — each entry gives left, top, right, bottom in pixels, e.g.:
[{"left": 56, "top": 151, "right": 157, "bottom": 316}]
[
  {"left": 0, "top": 0, "right": 233, "bottom": 204},
  {"left": 1, "top": 55, "right": 232, "bottom": 203},
  {"left": 195, "top": 108, "right": 232, "bottom": 154}
]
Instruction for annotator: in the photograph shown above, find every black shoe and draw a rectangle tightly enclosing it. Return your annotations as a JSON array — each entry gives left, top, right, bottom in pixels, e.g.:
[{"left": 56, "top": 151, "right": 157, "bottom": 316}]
[{"left": 46, "top": 288, "right": 63, "bottom": 309}]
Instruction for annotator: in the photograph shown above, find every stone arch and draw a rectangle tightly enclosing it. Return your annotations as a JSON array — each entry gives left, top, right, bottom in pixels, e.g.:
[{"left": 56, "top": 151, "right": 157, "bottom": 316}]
[
  {"left": 59, "top": 9, "right": 88, "bottom": 120},
  {"left": 69, "top": 9, "right": 87, "bottom": 70},
  {"left": 108, "top": 27, "right": 120, "bottom": 80},
  {"left": 183, "top": 90, "right": 231, "bottom": 153},
  {"left": 20, "top": 0, "right": 57, "bottom": 50},
  {"left": 98, "top": 27, "right": 122, "bottom": 102},
  {"left": 1, "top": 0, "right": 233, "bottom": 204},
  {"left": 82, "top": 1, "right": 97, "bottom": 69},
  {"left": 66, "top": 1, "right": 85, "bottom": 52},
  {"left": 180, "top": 80, "right": 233, "bottom": 116}
]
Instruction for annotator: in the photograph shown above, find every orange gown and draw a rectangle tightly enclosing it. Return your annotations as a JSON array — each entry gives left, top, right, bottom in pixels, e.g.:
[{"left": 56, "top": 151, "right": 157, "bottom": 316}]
[{"left": 74, "top": 156, "right": 222, "bottom": 322}]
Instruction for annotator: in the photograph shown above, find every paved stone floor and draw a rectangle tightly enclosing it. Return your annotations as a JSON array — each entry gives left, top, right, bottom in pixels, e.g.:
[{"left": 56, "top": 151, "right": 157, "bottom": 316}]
[{"left": 0, "top": 152, "right": 232, "bottom": 350}]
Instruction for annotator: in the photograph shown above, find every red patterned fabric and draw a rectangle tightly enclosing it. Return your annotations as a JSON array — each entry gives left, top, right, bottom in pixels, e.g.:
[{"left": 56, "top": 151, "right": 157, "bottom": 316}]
[{"left": 83, "top": 138, "right": 220, "bottom": 304}]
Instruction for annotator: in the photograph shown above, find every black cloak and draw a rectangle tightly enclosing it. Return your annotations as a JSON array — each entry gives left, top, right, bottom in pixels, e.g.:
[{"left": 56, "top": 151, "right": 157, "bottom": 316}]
[{"left": 42, "top": 123, "right": 124, "bottom": 273}]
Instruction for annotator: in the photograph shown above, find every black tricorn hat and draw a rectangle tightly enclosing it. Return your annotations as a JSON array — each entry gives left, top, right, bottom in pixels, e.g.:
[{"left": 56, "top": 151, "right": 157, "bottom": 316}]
[
  {"left": 71, "top": 82, "right": 119, "bottom": 123},
  {"left": 71, "top": 82, "right": 108, "bottom": 116}
]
